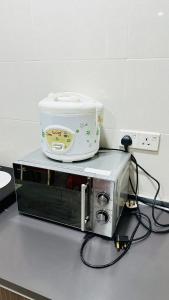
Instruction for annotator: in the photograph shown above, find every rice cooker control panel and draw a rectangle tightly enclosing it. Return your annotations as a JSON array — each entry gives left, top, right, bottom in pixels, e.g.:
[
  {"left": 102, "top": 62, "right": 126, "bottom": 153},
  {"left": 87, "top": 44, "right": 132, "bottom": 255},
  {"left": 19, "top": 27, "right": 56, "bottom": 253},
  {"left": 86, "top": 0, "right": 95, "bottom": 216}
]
[{"left": 44, "top": 127, "right": 75, "bottom": 153}]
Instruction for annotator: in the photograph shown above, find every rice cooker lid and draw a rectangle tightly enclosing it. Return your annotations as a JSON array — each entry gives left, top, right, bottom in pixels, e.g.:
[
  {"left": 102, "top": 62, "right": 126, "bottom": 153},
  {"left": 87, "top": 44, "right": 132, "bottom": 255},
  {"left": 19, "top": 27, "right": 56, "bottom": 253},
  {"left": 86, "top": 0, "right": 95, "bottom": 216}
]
[{"left": 39, "top": 92, "right": 97, "bottom": 114}]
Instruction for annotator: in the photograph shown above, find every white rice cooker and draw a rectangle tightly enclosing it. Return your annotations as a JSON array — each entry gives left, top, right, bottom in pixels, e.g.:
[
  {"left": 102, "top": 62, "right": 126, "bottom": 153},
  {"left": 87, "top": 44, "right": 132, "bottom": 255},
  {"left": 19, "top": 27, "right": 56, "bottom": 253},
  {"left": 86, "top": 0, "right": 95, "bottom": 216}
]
[{"left": 39, "top": 92, "right": 103, "bottom": 162}]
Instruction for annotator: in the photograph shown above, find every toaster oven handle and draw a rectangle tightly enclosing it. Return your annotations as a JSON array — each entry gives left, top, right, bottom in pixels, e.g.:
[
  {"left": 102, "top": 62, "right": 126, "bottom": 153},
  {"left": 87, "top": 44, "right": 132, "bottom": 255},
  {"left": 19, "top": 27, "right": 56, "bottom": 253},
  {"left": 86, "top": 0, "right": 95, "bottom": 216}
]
[{"left": 81, "top": 183, "right": 88, "bottom": 232}]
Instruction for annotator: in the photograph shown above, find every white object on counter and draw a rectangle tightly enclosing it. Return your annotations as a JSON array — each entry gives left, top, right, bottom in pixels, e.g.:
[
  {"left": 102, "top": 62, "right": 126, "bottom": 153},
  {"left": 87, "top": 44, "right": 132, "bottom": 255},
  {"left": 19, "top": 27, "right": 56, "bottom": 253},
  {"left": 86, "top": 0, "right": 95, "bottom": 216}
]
[
  {"left": 39, "top": 92, "right": 103, "bottom": 162},
  {"left": 0, "top": 171, "right": 11, "bottom": 188}
]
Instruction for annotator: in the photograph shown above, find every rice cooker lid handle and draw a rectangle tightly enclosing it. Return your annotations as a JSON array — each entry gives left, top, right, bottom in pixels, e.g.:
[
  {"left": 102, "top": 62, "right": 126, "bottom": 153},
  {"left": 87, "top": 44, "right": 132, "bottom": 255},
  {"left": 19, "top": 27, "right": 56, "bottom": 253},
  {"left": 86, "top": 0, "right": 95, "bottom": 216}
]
[{"left": 56, "top": 94, "right": 80, "bottom": 103}]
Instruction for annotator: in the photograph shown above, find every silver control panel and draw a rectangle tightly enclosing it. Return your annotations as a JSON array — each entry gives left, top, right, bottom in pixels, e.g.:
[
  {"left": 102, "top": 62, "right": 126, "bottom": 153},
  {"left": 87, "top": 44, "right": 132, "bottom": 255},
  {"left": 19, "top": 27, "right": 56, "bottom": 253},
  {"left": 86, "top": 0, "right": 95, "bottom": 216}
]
[
  {"left": 92, "top": 179, "right": 115, "bottom": 237},
  {"left": 91, "top": 165, "right": 129, "bottom": 238}
]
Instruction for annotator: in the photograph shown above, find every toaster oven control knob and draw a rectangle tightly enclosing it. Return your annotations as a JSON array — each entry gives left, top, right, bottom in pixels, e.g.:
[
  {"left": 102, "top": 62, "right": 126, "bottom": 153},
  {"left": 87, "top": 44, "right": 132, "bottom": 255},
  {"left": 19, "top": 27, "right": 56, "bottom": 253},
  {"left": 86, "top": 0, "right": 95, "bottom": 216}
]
[
  {"left": 96, "top": 210, "right": 109, "bottom": 224},
  {"left": 97, "top": 192, "right": 110, "bottom": 206}
]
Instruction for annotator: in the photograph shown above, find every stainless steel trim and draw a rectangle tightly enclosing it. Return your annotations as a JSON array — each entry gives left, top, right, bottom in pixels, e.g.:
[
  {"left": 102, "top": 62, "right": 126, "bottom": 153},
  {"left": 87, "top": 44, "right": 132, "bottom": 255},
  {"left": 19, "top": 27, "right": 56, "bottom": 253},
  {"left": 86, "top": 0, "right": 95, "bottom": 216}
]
[
  {"left": 21, "top": 165, "right": 23, "bottom": 181},
  {"left": 47, "top": 170, "right": 50, "bottom": 186},
  {"left": 81, "top": 183, "right": 87, "bottom": 232}
]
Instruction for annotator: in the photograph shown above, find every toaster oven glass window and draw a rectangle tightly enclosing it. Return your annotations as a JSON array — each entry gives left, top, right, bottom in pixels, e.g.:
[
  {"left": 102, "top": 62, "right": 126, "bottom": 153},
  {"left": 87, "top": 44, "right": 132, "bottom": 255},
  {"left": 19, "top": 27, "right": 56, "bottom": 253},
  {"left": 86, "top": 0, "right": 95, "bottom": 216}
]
[{"left": 14, "top": 165, "right": 88, "bottom": 229}]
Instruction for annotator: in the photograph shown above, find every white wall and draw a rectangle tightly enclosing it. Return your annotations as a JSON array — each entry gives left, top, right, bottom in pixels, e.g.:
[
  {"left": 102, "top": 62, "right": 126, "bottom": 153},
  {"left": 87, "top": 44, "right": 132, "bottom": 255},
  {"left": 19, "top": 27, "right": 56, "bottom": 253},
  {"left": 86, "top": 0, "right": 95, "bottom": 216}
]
[{"left": 0, "top": 0, "right": 169, "bottom": 201}]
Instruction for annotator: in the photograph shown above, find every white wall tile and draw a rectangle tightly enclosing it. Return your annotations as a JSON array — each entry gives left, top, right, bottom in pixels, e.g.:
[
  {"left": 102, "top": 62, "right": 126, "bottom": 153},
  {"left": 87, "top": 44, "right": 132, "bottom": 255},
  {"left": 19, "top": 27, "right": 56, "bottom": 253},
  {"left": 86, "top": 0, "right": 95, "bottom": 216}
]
[
  {"left": 100, "top": 128, "right": 118, "bottom": 148},
  {"left": 93, "top": 59, "right": 169, "bottom": 134},
  {"left": 30, "top": 0, "right": 127, "bottom": 59},
  {"left": 0, "top": 0, "right": 37, "bottom": 61},
  {"left": 128, "top": 0, "right": 169, "bottom": 58},
  {"left": 0, "top": 60, "right": 126, "bottom": 126},
  {"left": 0, "top": 63, "right": 38, "bottom": 121},
  {"left": 0, "top": 119, "right": 40, "bottom": 166},
  {"left": 123, "top": 59, "right": 169, "bottom": 133},
  {"left": 105, "top": 0, "right": 128, "bottom": 58}
]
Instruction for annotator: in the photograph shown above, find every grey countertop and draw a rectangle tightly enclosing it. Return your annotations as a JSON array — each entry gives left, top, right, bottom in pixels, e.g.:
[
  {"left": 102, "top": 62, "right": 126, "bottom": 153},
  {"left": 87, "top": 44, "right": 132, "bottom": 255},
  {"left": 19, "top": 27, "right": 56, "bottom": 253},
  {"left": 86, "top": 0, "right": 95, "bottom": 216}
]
[{"left": 0, "top": 203, "right": 169, "bottom": 300}]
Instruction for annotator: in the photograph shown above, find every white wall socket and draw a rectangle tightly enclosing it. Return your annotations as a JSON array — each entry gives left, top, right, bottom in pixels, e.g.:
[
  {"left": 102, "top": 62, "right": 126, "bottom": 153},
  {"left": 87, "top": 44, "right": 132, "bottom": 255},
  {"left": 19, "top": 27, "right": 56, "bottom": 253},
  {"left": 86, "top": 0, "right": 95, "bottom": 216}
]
[{"left": 120, "top": 130, "right": 160, "bottom": 151}]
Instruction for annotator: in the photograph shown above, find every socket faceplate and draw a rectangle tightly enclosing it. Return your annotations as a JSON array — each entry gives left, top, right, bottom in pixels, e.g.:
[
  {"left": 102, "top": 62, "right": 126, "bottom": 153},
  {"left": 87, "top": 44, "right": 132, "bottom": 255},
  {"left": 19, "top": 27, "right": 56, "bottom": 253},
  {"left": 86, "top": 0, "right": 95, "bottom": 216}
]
[{"left": 120, "top": 130, "right": 160, "bottom": 151}]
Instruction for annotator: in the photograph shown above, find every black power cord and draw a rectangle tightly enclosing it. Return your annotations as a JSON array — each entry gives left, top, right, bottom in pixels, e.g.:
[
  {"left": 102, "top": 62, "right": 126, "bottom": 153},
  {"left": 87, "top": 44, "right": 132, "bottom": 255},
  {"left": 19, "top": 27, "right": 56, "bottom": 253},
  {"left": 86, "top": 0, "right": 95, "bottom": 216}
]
[
  {"left": 80, "top": 217, "right": 141, "bottom": 269},
  {"left": 80, "top": 136, "right": 169, "bottom": 268},
  {"left": 131, "top": 154, "right": 169, "bottom": 234},
  {"left": 122, "top": 138, "right": 169, "bottom": 233},
  {"left": 128, "top": 153, "right": 152, "bottom": 242}
]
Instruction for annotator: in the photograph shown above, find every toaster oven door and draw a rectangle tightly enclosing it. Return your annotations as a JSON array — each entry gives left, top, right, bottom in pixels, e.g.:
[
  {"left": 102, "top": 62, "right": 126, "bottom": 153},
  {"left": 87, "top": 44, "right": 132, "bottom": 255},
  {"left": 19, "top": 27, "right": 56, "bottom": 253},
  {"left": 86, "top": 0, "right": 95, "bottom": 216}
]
[{"left": 13, "top": 164, "right": 91, "bottom": 231}]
